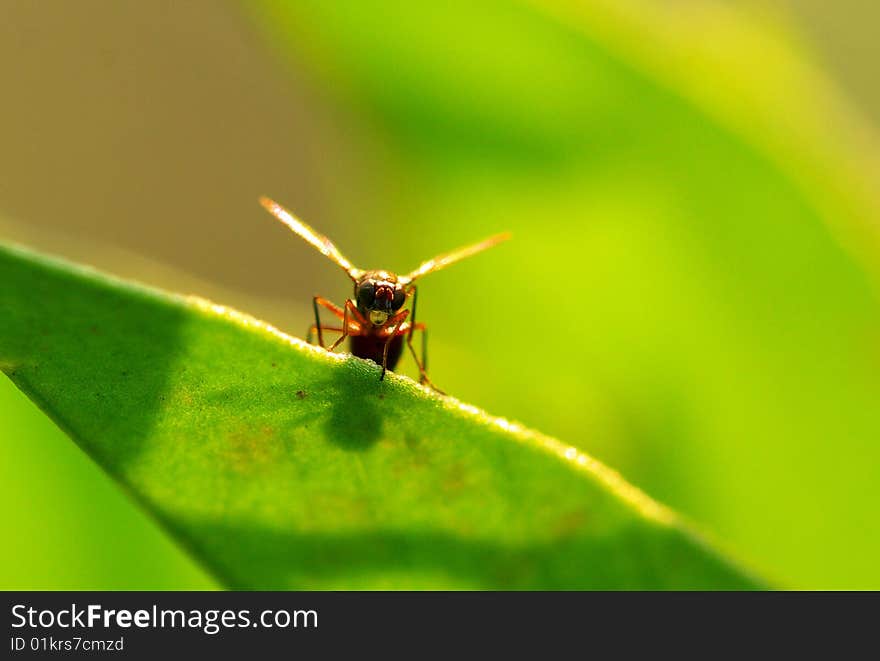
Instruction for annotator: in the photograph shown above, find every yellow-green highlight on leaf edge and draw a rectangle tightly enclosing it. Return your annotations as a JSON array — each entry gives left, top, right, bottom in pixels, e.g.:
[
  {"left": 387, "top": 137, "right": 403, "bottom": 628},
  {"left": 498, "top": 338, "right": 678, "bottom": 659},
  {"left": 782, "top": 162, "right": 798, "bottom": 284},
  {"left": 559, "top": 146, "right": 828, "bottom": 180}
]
[{"left": 0, "top": 241, "right": 763, "bottom": 589}]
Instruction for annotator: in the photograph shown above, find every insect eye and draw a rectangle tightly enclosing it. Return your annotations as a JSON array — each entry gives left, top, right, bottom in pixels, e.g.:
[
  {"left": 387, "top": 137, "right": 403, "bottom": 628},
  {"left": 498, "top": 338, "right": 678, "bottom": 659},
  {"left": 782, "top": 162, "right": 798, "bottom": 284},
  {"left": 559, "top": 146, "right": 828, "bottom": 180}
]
[
  {"left": 392, "top": 288, "right": 406, "bottom": 310},
  {"left": 356, "top": 281, "right": 375, "bottom": 307}
]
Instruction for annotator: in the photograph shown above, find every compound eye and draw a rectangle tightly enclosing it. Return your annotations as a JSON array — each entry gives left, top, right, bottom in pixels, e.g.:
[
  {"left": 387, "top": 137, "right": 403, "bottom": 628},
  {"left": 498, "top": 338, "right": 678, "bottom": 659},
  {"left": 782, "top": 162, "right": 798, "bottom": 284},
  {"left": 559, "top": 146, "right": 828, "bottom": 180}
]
[
  {"left": 391, "top": 288, "right": 406, "bottom": 311},
  {"left": 356, "top": 281, "right": 375, "bottom": 308}
]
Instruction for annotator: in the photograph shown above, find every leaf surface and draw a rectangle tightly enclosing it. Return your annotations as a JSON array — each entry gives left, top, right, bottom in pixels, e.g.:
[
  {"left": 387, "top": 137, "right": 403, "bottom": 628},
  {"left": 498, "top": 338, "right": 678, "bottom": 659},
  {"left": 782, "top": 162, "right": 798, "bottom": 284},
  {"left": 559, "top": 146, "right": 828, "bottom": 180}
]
[{"left": 0, "top": 243, "right": 759, "bottom": 589}]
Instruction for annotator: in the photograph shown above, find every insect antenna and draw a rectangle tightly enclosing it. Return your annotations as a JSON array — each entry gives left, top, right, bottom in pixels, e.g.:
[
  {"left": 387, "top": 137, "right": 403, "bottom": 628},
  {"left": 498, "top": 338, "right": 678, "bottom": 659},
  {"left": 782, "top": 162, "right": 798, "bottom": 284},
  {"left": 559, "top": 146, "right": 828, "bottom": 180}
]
[
  {"left": 259, "top": 196, "right": 365, "bottom": 281},
  {"left": 400, "top": 232, "right": 511, "bottom": 285}
]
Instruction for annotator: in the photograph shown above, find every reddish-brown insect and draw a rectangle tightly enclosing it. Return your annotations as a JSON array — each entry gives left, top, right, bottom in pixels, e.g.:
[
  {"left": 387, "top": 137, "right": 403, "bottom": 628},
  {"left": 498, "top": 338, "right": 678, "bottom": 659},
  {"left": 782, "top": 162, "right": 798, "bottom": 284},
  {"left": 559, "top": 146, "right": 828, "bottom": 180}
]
[{"left": 259, "top": 197, "right": 509, "bottom": 391}]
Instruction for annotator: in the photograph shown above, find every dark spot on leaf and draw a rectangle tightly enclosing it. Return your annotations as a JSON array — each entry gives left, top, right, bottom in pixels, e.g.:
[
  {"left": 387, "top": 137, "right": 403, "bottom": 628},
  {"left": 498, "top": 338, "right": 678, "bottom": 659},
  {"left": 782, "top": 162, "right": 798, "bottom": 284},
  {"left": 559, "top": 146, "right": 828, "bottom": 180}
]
[
  {"left": 444, "top": 463, "right": 467, "bottom": 492},
  {"left": 553, "top": 510, "right": 591, "bottom": 538}
]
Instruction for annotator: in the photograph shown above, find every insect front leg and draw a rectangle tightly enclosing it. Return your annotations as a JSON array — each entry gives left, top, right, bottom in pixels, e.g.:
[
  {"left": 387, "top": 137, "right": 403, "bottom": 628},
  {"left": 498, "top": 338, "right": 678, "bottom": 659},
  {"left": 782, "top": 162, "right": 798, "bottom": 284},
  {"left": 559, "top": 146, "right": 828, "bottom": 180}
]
[
  {"left": 309, "top": 296, "right": 345, "bottom": 347},
  {"left": 328, "top": 300, "right": 362, "bottom": 352},
  {"left": 380, "top": 308, "right": 410, "bottom": 381}
]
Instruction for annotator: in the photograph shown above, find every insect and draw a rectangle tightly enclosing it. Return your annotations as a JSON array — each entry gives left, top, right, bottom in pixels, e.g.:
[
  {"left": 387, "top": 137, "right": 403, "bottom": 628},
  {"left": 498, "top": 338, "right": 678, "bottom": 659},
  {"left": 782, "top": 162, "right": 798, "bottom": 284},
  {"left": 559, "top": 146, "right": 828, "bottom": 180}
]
[{"left": 259, "top": 196, "right": 509, "bottom": 391}]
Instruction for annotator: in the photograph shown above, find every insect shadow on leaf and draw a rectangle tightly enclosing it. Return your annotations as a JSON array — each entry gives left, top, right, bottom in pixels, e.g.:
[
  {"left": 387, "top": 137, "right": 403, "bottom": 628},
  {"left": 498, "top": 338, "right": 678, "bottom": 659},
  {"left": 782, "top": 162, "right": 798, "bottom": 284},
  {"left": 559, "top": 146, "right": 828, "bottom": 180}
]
[{"left": 322, "top": 363, "right": 384, "bottom": 451}]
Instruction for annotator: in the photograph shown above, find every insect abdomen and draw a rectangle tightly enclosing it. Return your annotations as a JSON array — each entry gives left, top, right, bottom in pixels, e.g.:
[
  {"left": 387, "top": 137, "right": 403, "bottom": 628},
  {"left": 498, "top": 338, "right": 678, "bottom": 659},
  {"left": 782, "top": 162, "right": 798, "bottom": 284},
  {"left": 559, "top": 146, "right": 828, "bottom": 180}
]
[{"left": 350, "top": 333, "right": 404, "bottom": 371}]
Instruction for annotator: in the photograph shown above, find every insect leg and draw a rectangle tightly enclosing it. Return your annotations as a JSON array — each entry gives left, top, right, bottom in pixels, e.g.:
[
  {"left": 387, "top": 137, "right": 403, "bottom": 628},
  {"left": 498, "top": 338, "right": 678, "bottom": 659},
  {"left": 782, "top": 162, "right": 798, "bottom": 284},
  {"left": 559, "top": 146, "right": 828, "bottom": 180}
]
[
  {"left": 407, "top": 285, "right": 418, "bottom": 341},
  {"left": 380, "top": 308, "right": 410, "bottom": 380},
  {"left": 309, "top": 296, "right": 345, "bottom": 347},
  {"left": 308, "top": 325, "right": 343, "bottom": 344},
  {"left": 404, "top": 323, "right": 443, "bottom": 393},
  {"left": 402, "top": 285, "right": 442, "bottom": 391},
  {"left": 328, "top": 300, "right": 361, "bottom": 352},
  {"left": 314, "top": 296, "right": 345, "bottom": 318},
  {"left": 404, "top": 285, "right": 426, "bottom": 375},
  {"left": 309, "top": 297, "right": 324, "bottom": 346},
  {"left": 422, "top": 324, "right": 428, "bottom": 373}
]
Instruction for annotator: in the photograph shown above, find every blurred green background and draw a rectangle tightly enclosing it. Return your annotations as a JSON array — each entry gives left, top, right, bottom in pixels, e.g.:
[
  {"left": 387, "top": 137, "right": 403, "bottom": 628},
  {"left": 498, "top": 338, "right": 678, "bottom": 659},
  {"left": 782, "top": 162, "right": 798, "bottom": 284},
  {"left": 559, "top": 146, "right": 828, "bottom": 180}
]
[{"left": 2, "top": 0, "right": 880, "bottom": 589}]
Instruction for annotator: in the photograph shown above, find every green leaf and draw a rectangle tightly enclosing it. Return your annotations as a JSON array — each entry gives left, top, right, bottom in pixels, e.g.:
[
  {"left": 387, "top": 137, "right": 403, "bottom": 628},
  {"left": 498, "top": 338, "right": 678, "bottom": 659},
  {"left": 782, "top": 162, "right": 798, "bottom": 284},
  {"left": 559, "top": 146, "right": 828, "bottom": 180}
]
[{"left": 0, "top": 242, "right": 760, "bottom": 589}]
